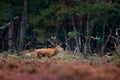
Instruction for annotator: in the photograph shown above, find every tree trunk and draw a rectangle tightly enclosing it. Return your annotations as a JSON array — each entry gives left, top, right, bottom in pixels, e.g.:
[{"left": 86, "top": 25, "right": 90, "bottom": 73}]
[
  {"left": 78, "top": 17, "right": 84, "bottom": 53},
  {"left": 62, "top": 26, "right": 71, "bottom": 51},
  {"left": 83, "top": 15, "right": 91, "bottom": 58},
  {"left": 18, "top": 0, "right": 27, "bottom": 53},
  {"left": 8, "top": 0, "right": 14, "bottom": 53},
  {"left": 101, "top": 24, "right": 106, "bottom": 55},
  {"left": 71, "top": 16, "right": 80, "bottom": 55},
  {"left": 101, "top": 19, "right": 107, "bottom": 55}
]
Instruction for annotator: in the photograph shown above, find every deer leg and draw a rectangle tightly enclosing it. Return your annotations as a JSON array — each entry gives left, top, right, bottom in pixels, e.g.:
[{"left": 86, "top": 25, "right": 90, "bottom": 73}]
[{"left": 37, "top": 54, "right": 42, "bottom": 59}]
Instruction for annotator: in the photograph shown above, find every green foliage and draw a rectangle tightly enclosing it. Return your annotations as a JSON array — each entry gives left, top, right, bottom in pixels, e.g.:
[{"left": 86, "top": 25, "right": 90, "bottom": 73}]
[
  {"left": 33, "top": 29, "right": 45, "bottom": 43},
  {"left": 112, "top": 8, "right": 120, "bottom": 16},
  {"left": 53, "top": 55, "right": 78, "bottom": 60},
  {"left": 67, "top": 31, "right": 77, "bottom": 37},
  {"left": 39, "top": 3, "right": 68, "bottom": 27},
  {"left": 0, "top": 3, "right": 10, "bottom": 23},
  {"left": 28, "top": 14, "right": 41, "bottom": 25}
]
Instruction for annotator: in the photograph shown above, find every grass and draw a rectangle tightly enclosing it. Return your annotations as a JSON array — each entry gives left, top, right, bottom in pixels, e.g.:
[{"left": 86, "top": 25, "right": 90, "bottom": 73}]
[
  {"left": 0, "top": 51, "right": 119, "bottom": 62},
  {"left": 8, "top": 55, "right": 33, "bottom": 59},
  {"left": 0, "top": 54, "right": 35, "bottom": 60},
  {"left": 53, "top": 54, "right": 81, "bottom": 60},
  {"left": 0, "top": 53, "right": 80, "bottom": 60}
]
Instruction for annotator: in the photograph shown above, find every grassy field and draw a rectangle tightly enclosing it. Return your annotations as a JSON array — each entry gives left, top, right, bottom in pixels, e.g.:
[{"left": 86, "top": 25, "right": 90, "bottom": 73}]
[{"left": 0, "top": 51, "right": 120, "bottom": 80}]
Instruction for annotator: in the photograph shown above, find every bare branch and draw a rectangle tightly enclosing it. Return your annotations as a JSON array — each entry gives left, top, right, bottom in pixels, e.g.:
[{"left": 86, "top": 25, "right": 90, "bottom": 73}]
[{"left": 0, "top": 16, "right": 19, "bottom": 29}]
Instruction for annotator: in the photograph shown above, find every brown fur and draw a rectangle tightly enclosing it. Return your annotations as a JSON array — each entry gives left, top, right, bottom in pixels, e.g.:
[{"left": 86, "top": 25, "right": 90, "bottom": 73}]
[
  {"left": 24, "top": 52, "right": 36, "bottom": 57},
  {"left": 35, "top": 46, "right": 63, "bottom": 58}
]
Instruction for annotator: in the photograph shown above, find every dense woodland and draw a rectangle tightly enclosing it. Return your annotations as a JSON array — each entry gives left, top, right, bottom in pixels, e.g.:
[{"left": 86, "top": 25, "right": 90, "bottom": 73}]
[{"left": 0, "top": 0, "right": 120, "bottom": 58}]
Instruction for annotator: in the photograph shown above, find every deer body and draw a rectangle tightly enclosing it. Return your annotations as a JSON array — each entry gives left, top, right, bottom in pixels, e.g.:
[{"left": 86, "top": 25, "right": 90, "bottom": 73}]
[{"left": 35, "top": 46, "right": 63, "bottom": 58}]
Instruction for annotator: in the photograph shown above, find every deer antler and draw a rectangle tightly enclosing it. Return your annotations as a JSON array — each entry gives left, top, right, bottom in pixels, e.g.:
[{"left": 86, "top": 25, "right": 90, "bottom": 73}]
[
  {"left": 48, "top": 39, "right": 57, "bottom": 46},
  {"left": 48, "top": 36, "right": 62, "bottom": 46}
]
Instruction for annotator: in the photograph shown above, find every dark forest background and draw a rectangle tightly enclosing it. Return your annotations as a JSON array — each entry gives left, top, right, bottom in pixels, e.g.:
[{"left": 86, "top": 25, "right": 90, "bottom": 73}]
[{"left": 0, "top": 0, "right": 120, "bottom": 58}]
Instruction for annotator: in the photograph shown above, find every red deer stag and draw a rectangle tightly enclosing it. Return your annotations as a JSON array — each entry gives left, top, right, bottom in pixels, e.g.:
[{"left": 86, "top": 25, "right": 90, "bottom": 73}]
[{"left": 35, "top": 45, "right": 63, "bottom": 58}]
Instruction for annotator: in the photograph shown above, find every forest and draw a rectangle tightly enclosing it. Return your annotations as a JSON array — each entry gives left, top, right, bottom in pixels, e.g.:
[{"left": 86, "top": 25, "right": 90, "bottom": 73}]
[
  {"left": 0, "top": 0, "right": 120, "bottom": 80},
  {"left": 0, "top": 0, "right": 120, "bottom": 57}
]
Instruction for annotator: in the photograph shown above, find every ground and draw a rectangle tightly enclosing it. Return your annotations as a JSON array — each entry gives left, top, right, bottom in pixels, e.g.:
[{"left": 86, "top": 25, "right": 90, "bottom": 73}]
[{"left": 0, "top": 51, "right": 120, "bottom": 80}]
